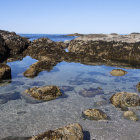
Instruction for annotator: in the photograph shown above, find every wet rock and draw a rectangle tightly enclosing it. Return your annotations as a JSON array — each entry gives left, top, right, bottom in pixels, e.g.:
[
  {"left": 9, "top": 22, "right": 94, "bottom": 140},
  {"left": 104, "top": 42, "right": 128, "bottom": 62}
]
[
  {"left": 24, "top": 85, "right": 62, "bottom": 101},
  {"left": 110, "top": 69, "right": 128, "bottom": 76},
  {"left": 79, "top": 87, "right": 104, "bottom": 97},
  {"left": 0, "top": 30, "right": 30, "bottom": 62},
  {"left": 29, "top": 123, "right": 83, "bottom": 140},
  {"left": 24, "top": 38, "right": 65, "bottom": 61},
  {"left": 24, "top": 60, "right": 57, "bottom": 78},
  {"left": 68, "top": 34, "right": 140, "bottom": 66},
  {"left": 82, "top": 109, "right": 109, "bottom": 120},
  {"left": 110, "top": 92, "right": 140, "bottom": 109},
  {"left": 136, "top": 82, "right": 140, "bottom": 92},
  {"left": 123, "top": 111, "right": 138, "bottom": 121},
  {"left": 0, "top": 64, "right": 11, "bottom": 80}
]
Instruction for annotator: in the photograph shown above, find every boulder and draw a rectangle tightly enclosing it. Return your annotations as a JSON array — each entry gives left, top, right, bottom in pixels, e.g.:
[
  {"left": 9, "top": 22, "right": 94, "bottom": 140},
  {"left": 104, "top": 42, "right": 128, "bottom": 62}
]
[
  {"left": 29, "top": 123, "right": 83, "bottom": 140},
  {"left": 24, "top": 38, "right": 66, "bottom": 61},
  {"left": 24, "top": 60, "right": 57, "bottom": 78},
  {"left": 110, "top": 69, "right": 128, "bottom": 76},
  {"left": 0, "top": 64, "right": 11, "bottom": 80},
  {"left": 24, "top": 85, "right": 62, "bottom": 101},
  {"left": 82, "top": 109, "right": 109, "bottom": 120},
  {"left": 123, "top": 111, "right": 138, "bottom": 121},
  {"left": 0, "top": 30, "right": 30, "bottom": 56},
  {"left": 110, "top": 92, "right": 140, "bottom": 109}
]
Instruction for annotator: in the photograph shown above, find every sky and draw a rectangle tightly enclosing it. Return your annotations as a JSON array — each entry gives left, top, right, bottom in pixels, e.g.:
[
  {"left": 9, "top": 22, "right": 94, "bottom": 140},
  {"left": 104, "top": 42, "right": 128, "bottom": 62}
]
[{"left": 0, "top": 0, "right": 140, "bottom": 34}]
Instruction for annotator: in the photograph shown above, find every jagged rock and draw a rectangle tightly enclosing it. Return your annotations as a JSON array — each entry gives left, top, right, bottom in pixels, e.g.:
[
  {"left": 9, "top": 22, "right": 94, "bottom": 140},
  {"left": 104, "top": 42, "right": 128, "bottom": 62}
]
[
  {"left": 24, "top": 38, "right": 66, "bottom": 61},
  {"left": 110, "top": 92, "right": 140, "bottom": 109},
  {"left": 136, "top": 82, "right": 140, "bottom": 92},
  {"left": 29, "top": 123, "right": 83, "bottom": 140},
  {"left": 82, "top": 109, "right": 109, "bottom": 120},
  {"left": 0, "top": 30, "right": 29, "bottom": 58},
  {"left": 24, "top": 60, "right": 57, "bottom": 78},
  {"left": 0, "top": 64, "right": 11, "bottom": 80},
  {"left": 24, "top": 85, "right": 62, "bottom": 101},
  {"left": 68, "top": 34, "right": 140, "bottom": 66},
  {"left": 79, "top": 87, "right": 104, "bottom": 97},
  {"left": 110, "top": 69, "right": 128, "bottom": 76},
  {"left": 123, "top": 111, "right": 138, "bottom": 121}
]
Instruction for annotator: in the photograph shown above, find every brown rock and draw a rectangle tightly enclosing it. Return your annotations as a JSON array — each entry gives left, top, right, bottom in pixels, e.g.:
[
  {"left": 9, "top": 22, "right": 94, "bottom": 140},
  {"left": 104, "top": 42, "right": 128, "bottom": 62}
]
[
  {"left": 110, "top": 92, "right": 140, "bottom": 108},
  {"left": 29, "top": 123, "right": 83, "bottom": 140},
  {"left": 110, "top": 69, "right": 127, "bottom": 76},
  {"left": 82, "top": 109, "right": 109, "bottom": 120},
  {"left": 123, "top": 111, "right": 138, "bottom": 121},
  {"left": 24, "top": 85, "right": 62, "bottom": 101},
  {"left": 24, "top": 60, "right": 57, "bottom": 78},
  {"left": 0, "top": 64, "right": 11, "bottom": 79},
  {"left": 136, "top": 82, "right": 140, "bottom": 92}
]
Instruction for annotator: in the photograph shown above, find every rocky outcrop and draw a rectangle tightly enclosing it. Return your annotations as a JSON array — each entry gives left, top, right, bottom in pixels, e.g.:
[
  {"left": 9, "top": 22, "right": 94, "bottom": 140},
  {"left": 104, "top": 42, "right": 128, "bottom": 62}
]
[
  {"left": 30, "top": 123, "right": 83, "bottom": 140},
  {"left": 123, "top": 111, "right": 138, "bottom": 121},
  {"left": 0, "top": 30, "right": 30, "bottom": 62},
  {"left": 82, "top": 109, "right": 109, "bottom": 120},
  {"left": 136, "top": 82, "right": 140, "bottom": 92},
  {"left": 68, "top": 34, "right": 140, "bottom": 66},
  {"left": 110, "top": 92, "right": 140, "bottom": 109},
  {"left": 24, "top": 38, "right": 66, "bottom": 61},
  {"left": 24, "top": 85, "right": 62, "bottom": 101},
  {"left": 110, "top": 69, "right": 128, "bottom": 76},
  {"left": 65, "top": 33, "right": 83, "bottom": 36},
  {"left": 0, "top": 64, "right": 11, "bottom": 80},
  {"left": 24, "top": 60, "right": 57, "bottom": 78}
]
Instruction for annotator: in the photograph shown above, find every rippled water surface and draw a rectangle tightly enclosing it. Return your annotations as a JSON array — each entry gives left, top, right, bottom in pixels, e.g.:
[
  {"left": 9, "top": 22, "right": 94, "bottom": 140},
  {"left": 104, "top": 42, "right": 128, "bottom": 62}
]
[{"left": 0, "top": 34, "right": 140, "bottom": 140}]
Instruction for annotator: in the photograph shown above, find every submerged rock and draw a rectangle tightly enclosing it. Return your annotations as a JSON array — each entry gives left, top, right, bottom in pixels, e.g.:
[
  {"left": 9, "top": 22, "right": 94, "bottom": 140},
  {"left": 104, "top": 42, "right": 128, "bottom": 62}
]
[
  {"left": 110, "top": 69, "right": 128, "bottom": 76},
  {"left": 123, "top": 111, "right": 138, "bottom": 121},
  {"left": 110, "top": 92, "right": 140, "bottom": 109},
  {"left": 29, "top": 123, "right": 83, "bottom": 140},
  {"left": 82, "top": 109, "right": 109, "bottom": 120},
  {"left": 136, "top": 82, "right": 140, "bottom": 92},
  {"left": 79, "top": 87, "right": 104, "bottom": 97},
  {"left": 24, "top": 60, "right": 57, "bottom": 78},
  {"left": 24, "top": 85, "right": 62, "bottom": 101},
  {"left": 0, "top": 64, "right": 11, "bottom": 80}
]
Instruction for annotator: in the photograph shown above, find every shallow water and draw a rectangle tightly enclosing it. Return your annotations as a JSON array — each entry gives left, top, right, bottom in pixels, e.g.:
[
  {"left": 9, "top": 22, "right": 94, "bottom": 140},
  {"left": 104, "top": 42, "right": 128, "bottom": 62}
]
[{"left": 0, "top": 35, "right": 140, "bottom": 140}]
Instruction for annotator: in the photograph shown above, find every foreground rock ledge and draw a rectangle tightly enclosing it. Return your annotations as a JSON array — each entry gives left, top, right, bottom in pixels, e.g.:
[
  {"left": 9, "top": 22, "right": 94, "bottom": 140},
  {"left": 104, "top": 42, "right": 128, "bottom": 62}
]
[
  {"left": 0, "top": 64, "right": 11, "bottom": 80},
  {"left": 29, "top": 123, "right": 83, "bottom": 140},
  {"left": 82, "top": 109, "right": 109, "bottom": 120},
  {"left": 110, "top": 69, "right": 128, "bottom": 76},
  {"left": 24, "top": 85, "right": 62, "bottom": 101},
  {"left": 110, "top": 92, "right": 140, "bottom": 109}
]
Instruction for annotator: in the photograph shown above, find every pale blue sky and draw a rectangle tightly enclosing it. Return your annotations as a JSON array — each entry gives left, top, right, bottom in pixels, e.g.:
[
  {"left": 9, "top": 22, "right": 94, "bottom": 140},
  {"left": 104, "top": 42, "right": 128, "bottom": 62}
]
[{"left": 0, "top": 0, "right": 140, "bottom": 34}]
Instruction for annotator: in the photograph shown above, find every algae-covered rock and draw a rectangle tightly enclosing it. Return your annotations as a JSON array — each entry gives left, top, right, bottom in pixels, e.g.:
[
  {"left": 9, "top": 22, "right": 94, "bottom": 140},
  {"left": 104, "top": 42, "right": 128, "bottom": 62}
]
[
  {"left": 0, "top": 64, "right": 11, "bottom": 80},
  {"left": 29, "top": 123, "right": 83, "bottom": 140},
  {"left": 110, "top": 69, "right": 127, "bottom": 76},
  {"left": 82, "top": 109, "right": 109, "bottom": 120},
  {"left": 24, "top": 85, "right": 62, "bottom": 101},
  {"left": 123, "top": 111, "right": 138, "bottom": 121},
  {"left": 110, "top": 92, "right": 140, "bottom": 109}
]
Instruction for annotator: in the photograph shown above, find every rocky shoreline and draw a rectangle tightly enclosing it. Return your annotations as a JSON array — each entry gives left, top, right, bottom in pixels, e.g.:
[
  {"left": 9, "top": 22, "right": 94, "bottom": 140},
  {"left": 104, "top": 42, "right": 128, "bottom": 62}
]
[{"left": 1, "top": 30, "right": 140, "bottom": 139}]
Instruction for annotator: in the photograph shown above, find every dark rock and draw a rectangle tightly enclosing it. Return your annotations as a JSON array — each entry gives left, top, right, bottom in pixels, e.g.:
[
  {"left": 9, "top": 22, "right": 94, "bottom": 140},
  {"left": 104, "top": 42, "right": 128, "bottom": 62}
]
[
  {"left": 65, "top": 33, "right": 83, "bottom": 36},
  {"left": 0, "top": 64, "right": 11, "bottom": 80},
  {"left": 136, "top": 82, "right": 140, "bottom": 92},
  {"left": 110, "top": 92, "right": 140, "bottom": 109},
  {"left": 24, "top": 85, "right": 62, "bottom": 101},
  {"left": 0, "top": 30, "right": 30, "bottom": 62},
  {"left": 29, "top": 123, "right": 83, "bottom": 140},
  {"left": 24, "top": 60, "right": 57, "bottom": 78}
]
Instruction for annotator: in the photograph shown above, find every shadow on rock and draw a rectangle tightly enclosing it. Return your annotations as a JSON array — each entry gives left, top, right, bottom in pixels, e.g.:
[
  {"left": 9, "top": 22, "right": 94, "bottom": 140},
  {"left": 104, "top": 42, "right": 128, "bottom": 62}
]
[{"left": 83, "top": 131, "right": 91, "bottom": 140}]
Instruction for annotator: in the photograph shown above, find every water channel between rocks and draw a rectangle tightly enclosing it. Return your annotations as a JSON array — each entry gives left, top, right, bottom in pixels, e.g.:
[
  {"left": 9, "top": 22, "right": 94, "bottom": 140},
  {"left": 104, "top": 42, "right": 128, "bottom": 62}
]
[{"left": 0, "top": 34, "right": 140, "bottom": 140}]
